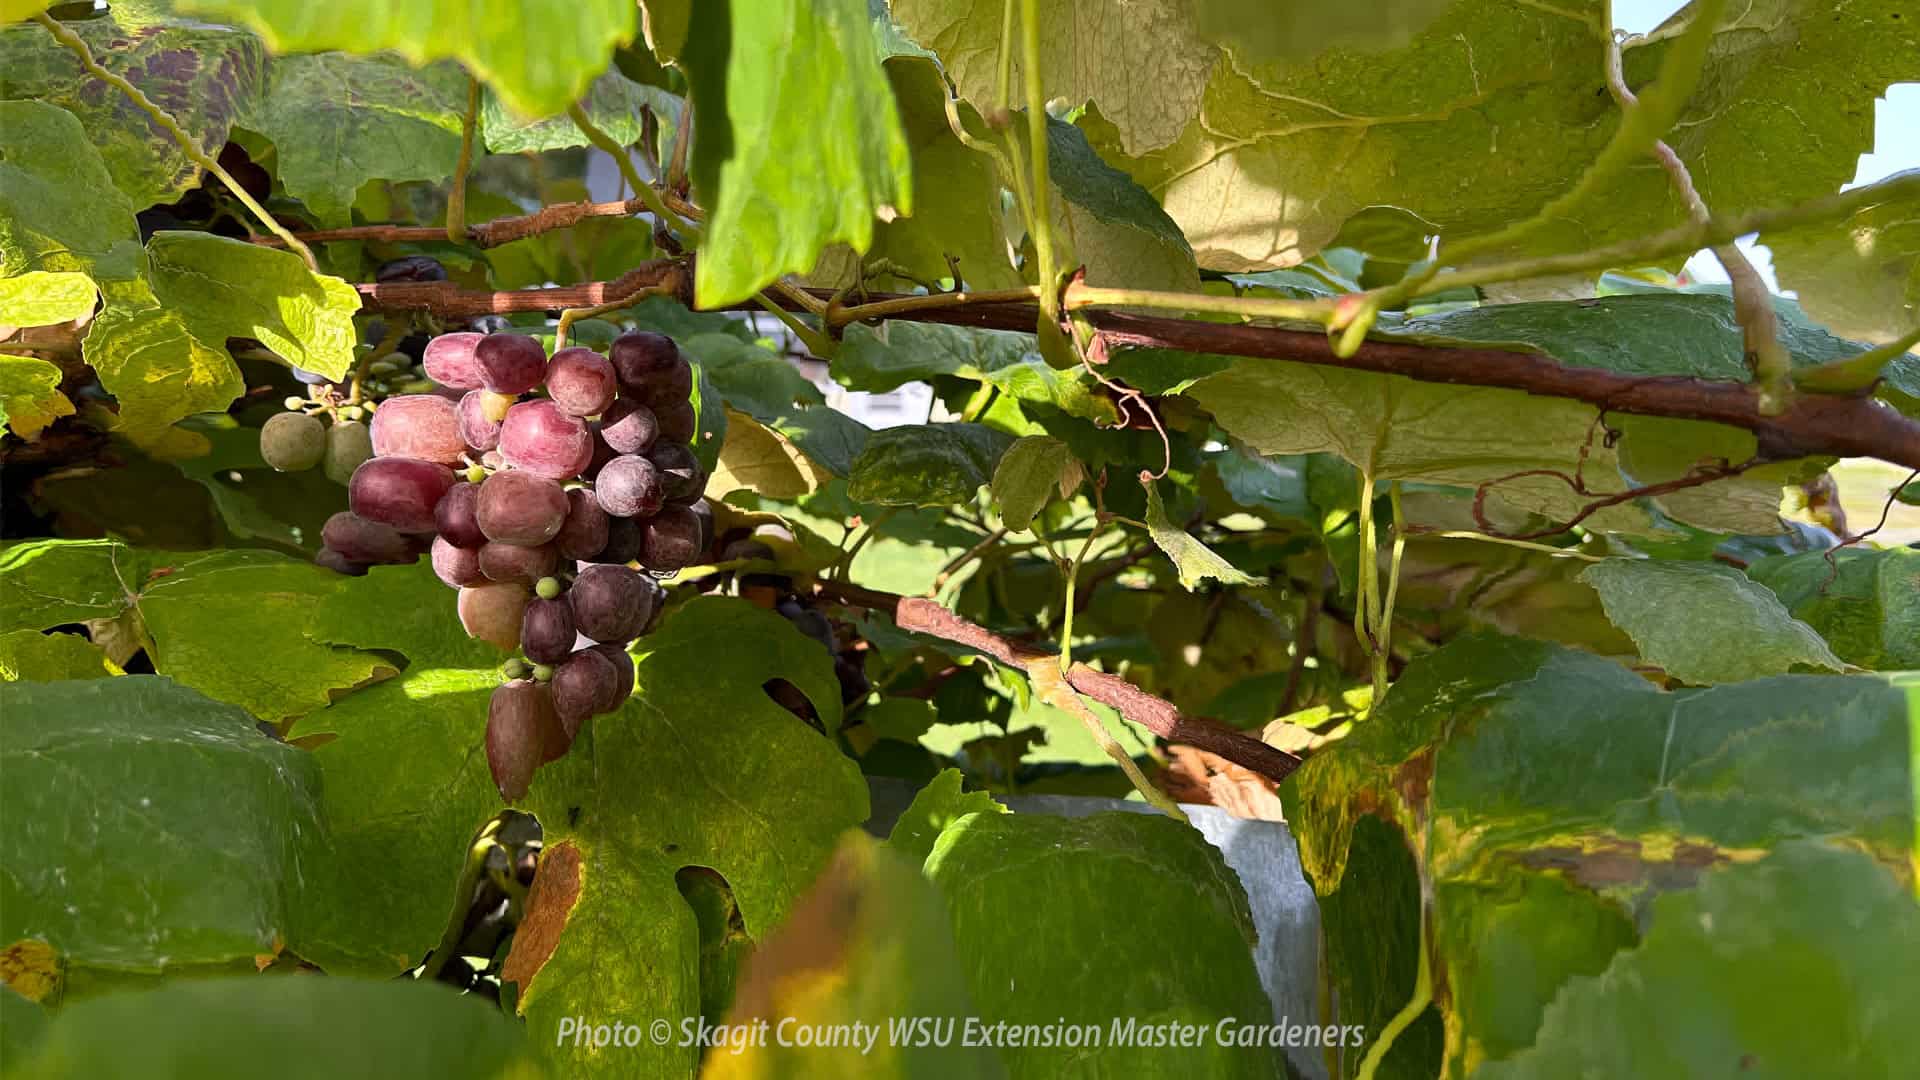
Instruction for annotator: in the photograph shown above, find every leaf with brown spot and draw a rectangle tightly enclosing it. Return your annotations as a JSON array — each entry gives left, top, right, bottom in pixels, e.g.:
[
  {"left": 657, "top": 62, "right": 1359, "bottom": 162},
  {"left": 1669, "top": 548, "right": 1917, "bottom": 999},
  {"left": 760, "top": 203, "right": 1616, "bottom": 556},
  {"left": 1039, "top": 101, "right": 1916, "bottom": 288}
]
[{"left": 500, "top": 840, "right": 584, "bottom": 993}]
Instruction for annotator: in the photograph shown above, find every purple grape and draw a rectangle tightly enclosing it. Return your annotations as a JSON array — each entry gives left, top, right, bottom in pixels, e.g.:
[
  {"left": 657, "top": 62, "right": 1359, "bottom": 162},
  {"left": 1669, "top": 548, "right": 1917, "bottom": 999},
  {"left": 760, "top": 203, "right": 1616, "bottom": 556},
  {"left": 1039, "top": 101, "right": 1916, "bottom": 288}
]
[
  {"left": 608, "top": 331, "right": 682, "bottom": 390},
  {"left": 459, "top": 582, "right": 530, "bottom": 651},
  {"left": 545, "top": 347, "right": 618, "bottom": 417},
  {"left": 687, "top": 498, "right": 714, "bottom": 555},
  {"left": 315, "top": 547, "right": 368, "bottom": 576},
  {"left": 423, "top": 332, "right": 486, "bottom": 389},
  {"left": 520, "top": 597, "right": 577, "bottom": 664},
  {"left": 348, "top": 457, "right": 455, "bottom": 534},
  {"left": 434, "top": 482, "right": 487, "bottom": 549},
  {"left": 500, "top": 400, "right": 594, "bottom": 480},
  {"left": 568, "top": 564, "right": 656, "bottom": 642},
  {"left": 647, "top": 441, "right": 703, "bottom": 503},
  {"left": 589, "top": 517, "right": 644, "bottom": 564},
  {"left": 598, "top": 398, "right": 658, "bottom": 454},
  {"left": 475, "top": 333, "right": 548, "bottom": 394},
  {"left": 488, "top": 679, "right": 555, "bottom": 798},
  {"left": 654, "top": 398, "right": 697, "bottom": 446},
  {"left": 376, "top": 255, "right": 448, "bottom": 283},
  {"left": 321, "top": 511, "right": 417, "bottom": 564},
  {"left": 589, "top": 642, "right": 635, "bottom": 705},
  {"left": 457, "top": 390, "right": 503, "bottom": 451},
  {"left": 476, "top": 469, "right": 568, "bottom": 545},
  {"left": 554, "top": 488, "right": 610, "bottom": 560},
  {"left": 583, "top": 430, "right": 616, "bottom": 481},
  {"left": 641, "top": 505, "right": 704, "bottom": 572},
  {"left": 431, "top": 536, "right": 486, "bottom": 587},
  {"left": 551, "top": 647, "right": 619, "bottom": 727},
  {"left": 479, "top": 541, "right": 559, "bottom": 585},
  {"left": 594, "top": 455, "right": 663, "bottom": 518},
  {"left": 370, "top": 394, "right": 468, "bottom": 465}
]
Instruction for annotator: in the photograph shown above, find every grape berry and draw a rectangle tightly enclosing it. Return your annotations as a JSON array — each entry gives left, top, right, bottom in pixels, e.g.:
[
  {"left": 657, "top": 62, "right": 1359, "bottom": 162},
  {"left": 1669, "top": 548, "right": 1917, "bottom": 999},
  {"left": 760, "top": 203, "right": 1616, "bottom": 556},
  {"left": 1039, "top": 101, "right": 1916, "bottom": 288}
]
[{"left": 309, "top": 328, "right": 709, "bottom": 800}]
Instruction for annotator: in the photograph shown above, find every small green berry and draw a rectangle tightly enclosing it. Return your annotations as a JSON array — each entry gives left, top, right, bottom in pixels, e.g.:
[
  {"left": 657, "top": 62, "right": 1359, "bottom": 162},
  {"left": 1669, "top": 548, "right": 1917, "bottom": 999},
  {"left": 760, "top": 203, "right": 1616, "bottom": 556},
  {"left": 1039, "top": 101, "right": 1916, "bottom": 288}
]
[
  {"left": 502, "top": 658, "right": 530, "bottom": 680},
  {"left": 531, "top": 664, "right": 555, "bottom": 682},
  {"left": 339, "top": 405, "right": 365, "bottom": 421},
  {"left": 282, "top": 396, "right": 307, "bottom": 411},
  {"left": 465, "top": 464, "right": 488, "bottom": 484},
  {"left": 535, "top": 576, "right": 562, "bottom": 600}
]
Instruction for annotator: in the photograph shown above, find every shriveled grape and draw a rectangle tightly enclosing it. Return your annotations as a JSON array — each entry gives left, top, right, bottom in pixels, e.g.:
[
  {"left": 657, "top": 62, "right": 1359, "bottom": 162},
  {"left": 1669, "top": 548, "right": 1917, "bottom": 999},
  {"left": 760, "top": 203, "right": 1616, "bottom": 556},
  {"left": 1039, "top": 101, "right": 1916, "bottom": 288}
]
[
  {"left": 479, "top": 541, "right": 559, "bottom": 584},
  {"left": 261, "top": 411, "right": 326, "bottom": 472},
  {"left": 594, "top": 455, "right": 663, "bottom": 518},
  {"left": 598, "top": 398, "right": 657, "bottom": 455},
  {"left": 422, "top": 332, "right": 486, "bottom": 389},
  {"left": 349, "top": 457, "right": 455, "bottom": 534},
  {"left": 475, "top": 333, "right": 547, "bottom": 395},
  {"left": 459, "top": 582, "right": 531, "bottom": 651},
  {"left": 487, "top": 680, "right": 555, "bottom": 798},
  {"left": 554, "top": 488, "right": 610, "bottom": 560},
  {"left": 431, "top": 536, "right": 486, "bottom": 588},
  {"left": 500, "top": 400, "right": 594, "bottom": 480},
  {"left": 434, "top": 482, "right": 487, "bottom": 549},
  {"left": 551, "top": 647, "right": 619, "bottom": 728},
  {"left": 321, "top": 511, "right": 416, "bottom": 564},
  {"left": 545, "top": 347, "right": 618, "bottom": 417},
  {"left": 569, "top": 564, "right": 656, "bottom": 642},
  {"left": 641, "top": 505, "right": 703, "bottom": 572},
  {"left": 476, "top": 469, "right": 568, "bottom": 545},
  {"left": 370, "top": 393, "right": 468, "bottom": 464}
]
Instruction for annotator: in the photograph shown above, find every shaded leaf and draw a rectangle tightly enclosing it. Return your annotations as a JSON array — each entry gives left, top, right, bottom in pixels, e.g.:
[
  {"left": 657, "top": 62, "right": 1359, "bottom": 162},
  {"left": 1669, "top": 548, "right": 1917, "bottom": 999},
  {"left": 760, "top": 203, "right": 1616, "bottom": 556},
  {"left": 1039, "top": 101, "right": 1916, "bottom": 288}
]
[
  {"left": 0, "top": 101, "right": 142, "bottom": 285},
  {"left": 0, "top": 630, "right": 121, "bottom": 682},
  {"left": 1044, "top": 115, "right": 1199, "bottom": 292},
  {"left": 1144, "top": 484, "right": 1259, "bottom": 590},
  {"left": 1578, "top": 559, "right": 1843, "bottom": 684},
  {"left": 481, "top": 67, "right": 680, "bottom": 154},
  {"left": 991, "top": 435, "right": 1076, "bottom": 531},
  {"left": 0, "top": 355, "right": 74, "bottom": 440},
  {"left": 1748, "top": 547, "right": 1920, "bottom": 671},
  {"left": 886, "top": 768, "right": 1007, "bottom": 865},
  {"left": 847, "top": 423, "right": 1016, "bottom": 507},
  {"left": 1764, "top": 170, "right": 1920, "bottom": 344}
]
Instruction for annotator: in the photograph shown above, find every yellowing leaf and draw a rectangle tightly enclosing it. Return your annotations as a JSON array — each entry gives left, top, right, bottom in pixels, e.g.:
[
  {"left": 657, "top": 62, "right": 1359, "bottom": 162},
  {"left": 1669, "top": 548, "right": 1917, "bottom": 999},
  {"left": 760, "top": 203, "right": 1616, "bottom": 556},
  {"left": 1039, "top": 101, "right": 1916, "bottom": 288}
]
[{"left": 711, "top": 408, "right": 833, "bottom": 499}]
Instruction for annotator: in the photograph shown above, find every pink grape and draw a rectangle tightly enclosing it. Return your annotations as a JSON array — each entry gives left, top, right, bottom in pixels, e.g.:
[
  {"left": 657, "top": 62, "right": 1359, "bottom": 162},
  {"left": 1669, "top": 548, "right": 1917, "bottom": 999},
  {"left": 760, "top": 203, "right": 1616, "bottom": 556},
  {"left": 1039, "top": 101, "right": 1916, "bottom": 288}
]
[
  {"left": 500, "top": 400, "right": 594, "bottom": 480},
  {"left": 594, "top": 455, "right": 663, "bottom": 518},
  {"left": 457, "top": 390, "right": 503, "bottom": 451},
  {"left": 654, "top": 398, "right": 697, "bottom": 445},
  {"left": 315, "top": 547, "right": 368, "bottom": 576},
  {"left": 321, "top": 511, "right": 417, "bottom": 565},
  {"left": 431, "top": 536, "right": 486, "bottom": 587},
  {"left": 434, "top": 482, "right": 487, "bottom": 549},
  {"left": 371, "top": 394, "right": 468, "bottom": 465},
  {"left": 475, "top": 333, "right": 548, "bottom": 394},
  {"left": 545, "top": 347, "right": 618, "bottom": 417},
  {"left": 348, "top": 457, "right": 455, "bottom": 534},
  {"left": 479, "top": 541, "right": 559, "bottom": 585},
  {"left": 568, "top": 564, "right": 656, "bottom": 642},
  {"left": 458, "top": 582, "right": 530, "bottom": 651},
  {"left": 641, "top": 505, "right": 703, "bottom": 572},
  {"left": 554, "top": 489, "right": 610, "bottom": 561},
  {"left": 476, "top": 469, "right": 568, "bottom": 545},
  {"left": 423, "top": 332, "right": 486, "bottom": 388},
  {"left": 598, "top": 399, "right": 658, "bottom": 455},
  {"left": 487, "top": 680, "right": 556, "bottom": 797}
]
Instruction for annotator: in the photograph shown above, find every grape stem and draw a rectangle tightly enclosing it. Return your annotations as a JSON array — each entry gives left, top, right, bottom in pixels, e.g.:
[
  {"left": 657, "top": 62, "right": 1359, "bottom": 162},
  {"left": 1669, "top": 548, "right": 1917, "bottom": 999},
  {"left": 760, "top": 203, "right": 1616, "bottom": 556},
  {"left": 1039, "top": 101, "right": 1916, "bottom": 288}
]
[
  {"left": 446, "top": 77, "right": 480, "bottom": 243},
  {"left": 553, "top": 283, "right": 674, "bottom": 350},
  {"left": 566, "top": 103, "right": 702, "bottom": 244},
  {"left": 349, "top": 321, "right": 407, "bottom": 406},
  {"left": 34, "top": 12, "right": 319, "bottom": 271}
]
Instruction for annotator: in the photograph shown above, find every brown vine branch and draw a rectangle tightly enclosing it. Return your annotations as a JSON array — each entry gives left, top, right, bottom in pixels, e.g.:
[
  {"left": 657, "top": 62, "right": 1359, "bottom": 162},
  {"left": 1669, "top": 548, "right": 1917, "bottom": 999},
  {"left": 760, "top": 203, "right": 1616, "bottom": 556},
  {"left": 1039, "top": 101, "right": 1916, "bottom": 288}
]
[
  {"left": 254, "top": 195, "right": 662, "bottom": 250},
  {"left": 811, "top": 580, "right": 1306, "bottom": 784}
]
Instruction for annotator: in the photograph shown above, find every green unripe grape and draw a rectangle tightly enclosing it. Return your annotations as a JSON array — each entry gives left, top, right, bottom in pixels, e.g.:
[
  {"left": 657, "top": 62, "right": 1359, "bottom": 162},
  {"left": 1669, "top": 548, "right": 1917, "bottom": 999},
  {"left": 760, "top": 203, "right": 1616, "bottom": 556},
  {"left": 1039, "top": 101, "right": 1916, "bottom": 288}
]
[
  {"left": 259, "top": 411, "right": 327, "bottom": 472},
  {"left": 283, "top": 396, "right": 307, "bottom": 412},
  {"left": 339, "top": 404, "right": 365, "bottom": 422},
  {"left": 399, "top": 379, "right": 435, "bottom": 394},
  {"left": 323, "top": 419, "right": 375, "bottom": 485},
  {"left": 465, "top": 464, "right": 488, "bottom": 484},
  {"left": 531, "top": 663, "right": 555, "bottom": 682},
  {"left": 502, "top": 658, "right": 531, "bottom": 680},
  {"left": 535, "top": 576, "right": 563, "bottom": 600}
]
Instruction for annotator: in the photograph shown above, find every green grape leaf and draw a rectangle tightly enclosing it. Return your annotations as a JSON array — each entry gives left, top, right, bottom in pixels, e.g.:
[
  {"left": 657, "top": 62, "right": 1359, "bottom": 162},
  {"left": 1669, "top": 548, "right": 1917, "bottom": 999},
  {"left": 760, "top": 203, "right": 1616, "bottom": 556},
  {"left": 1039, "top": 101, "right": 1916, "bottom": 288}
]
[
  {"left": 0, "top": 539, "right": 392, "bottom": 724},
  {"left": 711, "top": 408, "right": 834, "bottom": 499},
  {"left": 8, "top": 977, "right": 535, "bottom": 1078},
  {"left": 685, "top": 332, "right": 826, "bottom": 420},
  {"left": 835, "top": 321, "right": 1036, "bottom": 393},
  {"left": 0, "top": 271, "right": 95, "bottom": 328},
  {"left": 83, "top": 233, "right": 359, "bottom": 447},
  {"left": 0, "top": 1, "right": 265, "bottom": 209},
  {"left": 1144, "top": 483, "right": 1261, "bottom": 590},
  {"left": 991, "top": 435, "right": 1078, "bottom": 531},
  {"left": 481, "top": 67, "right": 680, "bottom": 154},
  {"left": 680, "top": 0, "right": 912, "bottom": 307},
  {"left": 0, "top": 677, "right": 323, "bottom": 979},
  {"left": 242, "top": 53, "right": 468, "bottom": 225},
  {"left": 0, "top": 986, "right": 47, "bottom": 1066},
  {"left": 0, "top": 102, "right": 142, "bottom": 285},
  {"left": 1578, "top": 559, "right": 1844, "bottom": 684},
  {"left": 709, "top": 831, "right": 1003, "bottom": 1079},
  {"left": 1764, "top": 170, "right": 1920, "bottom": 344},
  {"left": 1193, "top": 0, "right": 1454, "bottom": 63},
  {"left": 176, "top": 0, "right": 635, "bottom": 120},
  {"left": 1748, "top": 547, "right": 1920, "bottom": 671},
  {"left": 1476, "top": 843, "right": 1920, "bottom": 1080},
  {"left": 1085, "top": 1, "right": 1917, "bottom": 272},
  {"left": 924, "top": 811, "right": 1279, "bottom": 1078},
  {"left": 507, "top": 598, "right": 869, "bottom": 1076},
  {"left": 886, "top": 768, "right": 1007, "bottom": 865},
  {"left": 1044, "top": 115, "right": 1200, "bottom": 292},
  {"left": 0, "top": 629, "right": 121, "bottom": 682},
  {"left": 0, "top": 355, "right": 74, "bottom": 441},
  {"left": 847, "top": 423, "right": 1017, "bottom": 506}
]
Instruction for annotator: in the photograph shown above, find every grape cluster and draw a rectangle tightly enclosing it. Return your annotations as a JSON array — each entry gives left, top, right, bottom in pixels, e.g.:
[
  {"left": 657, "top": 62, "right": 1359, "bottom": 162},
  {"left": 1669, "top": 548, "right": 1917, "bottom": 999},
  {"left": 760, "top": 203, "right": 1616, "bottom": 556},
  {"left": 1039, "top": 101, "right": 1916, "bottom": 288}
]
[{"left": 313, "top": 327, "right": 714, "bottom": 799}]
